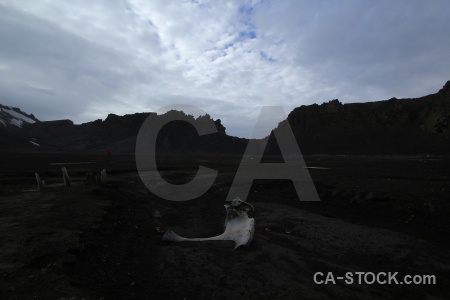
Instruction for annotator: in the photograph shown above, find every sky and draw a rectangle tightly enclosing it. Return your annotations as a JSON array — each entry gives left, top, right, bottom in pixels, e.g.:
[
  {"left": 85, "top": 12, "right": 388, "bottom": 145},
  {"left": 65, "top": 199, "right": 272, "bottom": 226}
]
[{"left": 0, "top": 0, "right": 449, "bottom": 138}]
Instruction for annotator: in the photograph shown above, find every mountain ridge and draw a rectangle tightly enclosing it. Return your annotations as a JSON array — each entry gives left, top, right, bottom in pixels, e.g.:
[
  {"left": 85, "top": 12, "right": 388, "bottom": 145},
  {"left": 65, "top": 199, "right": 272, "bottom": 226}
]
[
  {"left": 0, "top": 104, "right": 40, "bottom": 128},
  {"left": 0, "top": 109, "right": 248, "bottom": 153},
  {"left": 1, "top": 80, "right": 449, "bottom": 154},
  {"left": 269, "top": 80, "right": 450, "bottom": 154}
]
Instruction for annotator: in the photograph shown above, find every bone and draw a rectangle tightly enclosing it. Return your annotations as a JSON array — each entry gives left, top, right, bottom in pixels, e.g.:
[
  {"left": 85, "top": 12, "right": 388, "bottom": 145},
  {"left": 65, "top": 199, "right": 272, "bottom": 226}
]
[{"left": 163, "top": 197, "right": 255, "bottom": 249}]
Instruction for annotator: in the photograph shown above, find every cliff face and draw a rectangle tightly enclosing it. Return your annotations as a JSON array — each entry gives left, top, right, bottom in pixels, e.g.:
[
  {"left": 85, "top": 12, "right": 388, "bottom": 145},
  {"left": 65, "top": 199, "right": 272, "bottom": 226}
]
[
  {"left": 270, "top": 81, "right": 450, "bottom": 154},
  {"left": 422, "top": 81, "right": 450, "bottom": 135}
]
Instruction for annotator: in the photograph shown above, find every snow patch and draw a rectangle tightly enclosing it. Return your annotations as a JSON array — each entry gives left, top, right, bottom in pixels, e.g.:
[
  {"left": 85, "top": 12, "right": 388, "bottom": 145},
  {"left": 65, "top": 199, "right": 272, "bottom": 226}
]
[
  {"left": 29, "top": 141, "right": 40, "bottom": 146},
  {"left": 6, "top": 109, "right": 36, "bottom": 124},
  {"left": 50, "top": 162, "right": 96, "bottom": 165},
  {"left": 0, "top": 106, "right": 37, "bottom": 128},
  {"left": 9, "top": 118, "right": 22, "bottom": 127}
]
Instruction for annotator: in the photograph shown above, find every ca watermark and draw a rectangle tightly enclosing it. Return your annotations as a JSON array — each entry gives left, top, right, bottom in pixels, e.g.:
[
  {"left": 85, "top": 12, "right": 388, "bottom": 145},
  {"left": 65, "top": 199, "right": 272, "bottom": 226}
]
[
  {"left": 135, "top": 104, "right": 320, "bottom": 202},
  {"left": 313, "top": 272, "right": 436, "bottom": 285}
]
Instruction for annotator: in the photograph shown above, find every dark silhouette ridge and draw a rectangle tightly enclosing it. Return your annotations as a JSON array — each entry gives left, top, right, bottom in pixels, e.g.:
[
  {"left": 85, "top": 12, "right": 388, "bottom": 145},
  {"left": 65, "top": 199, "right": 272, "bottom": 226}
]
[
  {"left": 0, "top": 110, "right": 248, "bottom": 154},
  {"left": 267, "top": 80, "right": 450, "bottom": 155},
  {"left": 1, "top": 80, "right": 449, "bottom": 154}
]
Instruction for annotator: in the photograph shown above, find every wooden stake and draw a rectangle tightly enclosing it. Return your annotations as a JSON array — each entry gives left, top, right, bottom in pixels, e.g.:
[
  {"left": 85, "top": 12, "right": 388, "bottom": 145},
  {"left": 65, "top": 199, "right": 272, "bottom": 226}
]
[
  {"left": 101, "top": 169, "right": 106, "bottom": 184},
  {"left": 86, "top": 172, "right": 93, "bottom": 184},
  {"left": 35, "top": 172, "right": 42, "bottom": 190},
  {"left": 62, "top": 167, "right": 71, "bottom": 187}
]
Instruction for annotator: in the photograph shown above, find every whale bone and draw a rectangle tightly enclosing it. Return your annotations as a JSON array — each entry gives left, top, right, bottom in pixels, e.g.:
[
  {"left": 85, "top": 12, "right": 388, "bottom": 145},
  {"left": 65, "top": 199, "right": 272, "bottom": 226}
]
[{"left": 162, "top": 197, "right": 255, "bottom": 249}]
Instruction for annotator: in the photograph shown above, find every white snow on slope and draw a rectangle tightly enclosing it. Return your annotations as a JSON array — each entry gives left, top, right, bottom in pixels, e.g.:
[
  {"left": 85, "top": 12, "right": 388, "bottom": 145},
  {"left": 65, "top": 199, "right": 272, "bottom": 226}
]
[
  {"left": 9, "top": 118, "right": 22, "bottom": 127},
  {"left": 6, "top": 109, "right": 36, "bottom": 124},
  {"left": 0, "top": 106, "right": 37, "bottom": 128},
  {"left": 29, "top": 141, "right": 40, "bottom": 146}
]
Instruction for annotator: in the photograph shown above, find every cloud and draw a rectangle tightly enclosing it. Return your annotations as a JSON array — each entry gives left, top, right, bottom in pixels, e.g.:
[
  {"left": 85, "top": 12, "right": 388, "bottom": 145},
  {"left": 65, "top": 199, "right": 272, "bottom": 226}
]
[{"left": 0, "top": 0, "right": 449, "bottom": 138}]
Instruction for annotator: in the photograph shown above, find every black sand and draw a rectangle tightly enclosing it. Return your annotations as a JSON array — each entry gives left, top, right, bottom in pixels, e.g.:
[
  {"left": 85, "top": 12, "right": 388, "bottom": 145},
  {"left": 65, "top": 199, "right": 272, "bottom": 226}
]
[{"left": 1, "top": 153, "right": 449, "bottom": 299}]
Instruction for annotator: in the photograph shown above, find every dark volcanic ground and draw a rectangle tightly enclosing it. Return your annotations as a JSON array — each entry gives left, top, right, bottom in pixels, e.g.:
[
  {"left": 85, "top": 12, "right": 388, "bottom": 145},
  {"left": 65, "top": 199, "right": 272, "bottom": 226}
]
[{"left": 0, "top": 152, "right": 449, "bottom": 299}]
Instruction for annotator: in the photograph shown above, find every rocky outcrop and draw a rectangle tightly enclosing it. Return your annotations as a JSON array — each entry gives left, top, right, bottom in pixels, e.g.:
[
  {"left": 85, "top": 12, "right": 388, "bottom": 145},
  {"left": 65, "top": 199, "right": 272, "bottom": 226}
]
[
  {"left": 269, "top": 81, "right": 450, "bottom": 154},
  {"left": 3, "top": 110, "right": 247, "bottom": 154}
]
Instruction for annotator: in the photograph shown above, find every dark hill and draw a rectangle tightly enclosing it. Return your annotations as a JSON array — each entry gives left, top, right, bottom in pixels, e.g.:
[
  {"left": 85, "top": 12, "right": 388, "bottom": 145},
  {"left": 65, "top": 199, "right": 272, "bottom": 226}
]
[
  {"left": 269, "top": 80, "right": 450, "bottom": 154},
  {"left": 2, "top": 80, "right": 449, "bottom": 155},
  {"left": 4, "top": 111, "right": 248, "bottom": 154}
]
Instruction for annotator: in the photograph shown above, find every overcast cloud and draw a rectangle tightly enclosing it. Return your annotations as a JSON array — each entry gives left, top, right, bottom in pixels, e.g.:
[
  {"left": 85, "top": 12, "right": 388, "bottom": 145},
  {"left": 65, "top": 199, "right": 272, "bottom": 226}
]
[{"left": 0, "top": 0, "right": 449, "bottom": 137}]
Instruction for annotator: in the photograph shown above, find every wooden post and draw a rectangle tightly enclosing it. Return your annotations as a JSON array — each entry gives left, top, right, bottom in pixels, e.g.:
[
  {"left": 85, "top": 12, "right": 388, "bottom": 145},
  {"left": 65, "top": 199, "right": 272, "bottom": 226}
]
[
  {"left": 62, "top": 167, "right": 70, "bottom": 187},
  {"left": 35, "top": 172, "right": 42, "bottom": 190},
  {"left": 86, "top": 172, "right": 93, "bottom": 184},
  {"left": 101, "top": 169, "right": 106, "bottom": 184}
]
